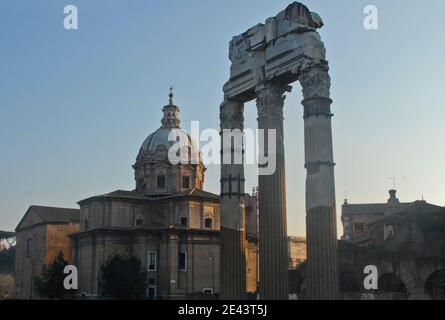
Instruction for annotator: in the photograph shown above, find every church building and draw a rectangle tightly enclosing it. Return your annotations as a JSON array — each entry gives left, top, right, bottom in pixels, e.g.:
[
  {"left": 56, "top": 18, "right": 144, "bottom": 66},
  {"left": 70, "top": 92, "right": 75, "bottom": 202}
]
[{"left": 69, "top": 92, "right": 259, "bottom": 299}]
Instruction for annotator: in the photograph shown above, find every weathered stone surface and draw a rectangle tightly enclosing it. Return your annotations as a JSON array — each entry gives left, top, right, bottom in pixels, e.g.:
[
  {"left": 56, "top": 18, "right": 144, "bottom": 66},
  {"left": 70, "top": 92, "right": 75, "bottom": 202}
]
[
  {"left": 306, "top": 205, "right": 339, "bottom": 300},
  {"left": 300, "top": 63, "right": 339, "bottom": 300},
  {"left": 219, "top": 99, "right": 247, "bottom": 299},
  {"left": 224, "top": 2, "right": 327, "bottom": 101},
  {"left": 220, "top": 1, "right": 339, "bottom": 300},
  {"left": 256, "top": 84, "right": 289, "bottom": 299},
  {"left": 220, "top": 227, "right": 247, "bottom": 300}
]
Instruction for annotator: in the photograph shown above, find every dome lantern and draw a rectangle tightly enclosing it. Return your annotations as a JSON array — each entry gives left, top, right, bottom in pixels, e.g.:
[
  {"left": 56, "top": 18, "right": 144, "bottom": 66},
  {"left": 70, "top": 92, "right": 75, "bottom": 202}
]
[{"left": 161, "top": 86, "right": 181, "bottom": 129}]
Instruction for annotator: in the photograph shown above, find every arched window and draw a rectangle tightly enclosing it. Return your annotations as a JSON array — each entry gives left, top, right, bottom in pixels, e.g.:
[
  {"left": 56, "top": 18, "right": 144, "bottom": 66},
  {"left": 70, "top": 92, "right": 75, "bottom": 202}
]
[
  {"left": 204, "top": 217, "right": 213, "bottom": 229},
  {"left": 425, "top": 270, "right": 445, "bottom": 300}
]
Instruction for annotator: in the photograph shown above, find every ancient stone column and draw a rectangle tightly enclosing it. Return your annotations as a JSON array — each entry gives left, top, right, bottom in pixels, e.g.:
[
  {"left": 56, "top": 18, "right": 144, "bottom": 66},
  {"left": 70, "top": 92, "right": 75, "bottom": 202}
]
[
  {"left": 299, "top": 62, "right": 340, "bottom": 300},
  {"left": 256, "top": 84, "right": 289, "bottom": 300},
  {"left": 219, "top": 99, "right": 246, "bottom": 300}
]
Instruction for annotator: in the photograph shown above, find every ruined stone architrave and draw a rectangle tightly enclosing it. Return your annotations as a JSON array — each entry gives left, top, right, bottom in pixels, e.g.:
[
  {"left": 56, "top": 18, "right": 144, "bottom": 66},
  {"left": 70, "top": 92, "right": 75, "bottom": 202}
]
[{"left": 220, "top": 2, "right": 339, "bottom": 300}]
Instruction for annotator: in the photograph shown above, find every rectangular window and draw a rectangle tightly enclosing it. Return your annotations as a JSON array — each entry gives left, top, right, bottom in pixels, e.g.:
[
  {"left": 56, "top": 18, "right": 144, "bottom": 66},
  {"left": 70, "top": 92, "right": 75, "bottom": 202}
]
[
  {"left": 146, "top": 286, "right": 156, "bottom": 300},
  {"left": 148, "top": 251, "right": 157, "bottom": 271},
  {"left": 26, "top": 238, "right": 32, "bottom": 258},
  {"left": 182, "top": 176, "right": 190, "bottom": 189},
  {"left": 157, "top": 175, "right": 166, "bottom": 189},
  {"left": 180, "top": 217, "right": 188, "bottom": 226},
  {"left": 204, "top": 218, "right": 213, "bottom": 229},
  {"left": 179, "top": 252, "right": 187, "bottom": 271}
]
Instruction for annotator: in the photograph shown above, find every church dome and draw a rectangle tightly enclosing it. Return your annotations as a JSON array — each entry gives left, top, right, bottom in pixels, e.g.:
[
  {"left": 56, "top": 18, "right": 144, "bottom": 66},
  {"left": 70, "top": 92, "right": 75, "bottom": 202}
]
[
  {"left": 137, "top": 89, "right": 200, "bottom": 163},
  {"left": 134, "top": 88, "right": 205, "bottom": 195},
  {"left": 139, "top": 128, "right": 200, "bottom": 161}
]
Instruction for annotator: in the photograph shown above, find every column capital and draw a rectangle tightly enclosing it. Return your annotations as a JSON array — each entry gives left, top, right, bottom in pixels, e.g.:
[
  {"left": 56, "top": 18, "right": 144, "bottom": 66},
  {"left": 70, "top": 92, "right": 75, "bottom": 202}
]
[
  {"left": 255, "top": 84, "right": 292, "bottom": 121},
  {"left": 299, "top": 63, "right": 331, "bottom": 101},
  {"left": 220, "top": 99, "right": 244, "bottom": 130},
  {"left": 299, "top": 63, "right": 333, "bottom": 119}
]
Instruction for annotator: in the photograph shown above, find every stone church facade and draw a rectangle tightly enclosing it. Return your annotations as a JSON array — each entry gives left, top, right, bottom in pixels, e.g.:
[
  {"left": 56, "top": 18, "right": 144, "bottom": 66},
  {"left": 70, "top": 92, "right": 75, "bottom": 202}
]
[{"left": 69, "top": 93, "right": 259, "bottom": 299}]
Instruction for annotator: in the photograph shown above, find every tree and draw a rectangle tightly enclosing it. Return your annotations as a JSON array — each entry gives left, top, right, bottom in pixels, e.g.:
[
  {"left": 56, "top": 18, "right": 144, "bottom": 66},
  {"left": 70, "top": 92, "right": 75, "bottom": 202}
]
[
  {"left": 99, "top": 253, "right": 147, "bottom": 299},
  {"left": 0, "top": 274, "right": 14, "bottom": 299},
  {"left": 0, "top": 246, "right": 15, "bottom": 274},
  {"left": 33, "top": 251, "right": 74, "bottom": 299}
]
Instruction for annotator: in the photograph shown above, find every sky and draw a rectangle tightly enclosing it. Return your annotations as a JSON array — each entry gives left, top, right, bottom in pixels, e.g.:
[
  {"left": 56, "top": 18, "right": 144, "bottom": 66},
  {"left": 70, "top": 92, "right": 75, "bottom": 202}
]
[{"left": 0, "top": 0, "right": 444, "bottom": 237}]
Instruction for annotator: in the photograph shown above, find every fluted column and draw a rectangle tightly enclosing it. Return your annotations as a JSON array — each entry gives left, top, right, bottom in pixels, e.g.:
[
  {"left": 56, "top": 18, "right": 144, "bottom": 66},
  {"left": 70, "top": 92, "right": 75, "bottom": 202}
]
[
  {"left": 299, "top": 62, "right": 340, "bottom": 300},
  {"left": 219, "top": 99, "right": 246, "bottom": 300},
  {"left": 256, "top": 84, "right": 289, "bottom": 300}
]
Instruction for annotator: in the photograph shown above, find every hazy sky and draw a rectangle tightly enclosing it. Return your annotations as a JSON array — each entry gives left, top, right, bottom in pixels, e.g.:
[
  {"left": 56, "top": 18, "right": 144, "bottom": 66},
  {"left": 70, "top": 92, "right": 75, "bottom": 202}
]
[{"left": 1, "top": 0, "right": 444, "bottom": 237}]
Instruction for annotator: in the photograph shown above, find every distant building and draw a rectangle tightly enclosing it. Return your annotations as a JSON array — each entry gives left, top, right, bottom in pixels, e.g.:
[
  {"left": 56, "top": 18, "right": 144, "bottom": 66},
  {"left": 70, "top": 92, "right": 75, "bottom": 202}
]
[
  {"left": 293, "top": 195, "right": 445, "bottom": 299},
  {"left": 288, "top": 236, "right": 306, "bottom": 270},
  {"left": 341, "top": 190, "right": 411, "bottom": 241},
  {"left": 297, "top": 189, "right": 445, "bottom": 300},
  {"left": 15, "top": 206, "right": 80, "bottom": 299}
]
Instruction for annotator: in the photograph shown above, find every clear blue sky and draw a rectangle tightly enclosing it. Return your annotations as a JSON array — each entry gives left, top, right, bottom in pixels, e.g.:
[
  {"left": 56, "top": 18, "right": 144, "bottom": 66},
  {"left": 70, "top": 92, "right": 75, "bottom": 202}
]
[{"left": 1, "top": 0, "right": 444, "bottom": 237}]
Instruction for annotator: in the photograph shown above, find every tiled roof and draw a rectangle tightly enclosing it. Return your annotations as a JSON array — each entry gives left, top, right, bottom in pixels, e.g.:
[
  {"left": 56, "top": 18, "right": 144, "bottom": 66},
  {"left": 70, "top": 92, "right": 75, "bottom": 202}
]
[
  {"left": 16, "top": 205, "right": 80, "bottom": 231},
  {"left": 99, "top": 190, "right": 147, "bottom": 199},
  {"left": 79, "top": 188, "right": 220, "bottom": 204},
  {"left": 398, "top": 200, "right": 444, "bottom": 214},
  {"left": 367, "top": 201, "right": 445, "bottom": 229},
  {"left": 29, "top": 205, "right": 80, "bottom": 222},
  {"left": 175, "top": 188, "right": 220, "bottom": 200},
  {"left": 342, "top": 203, "right": 410, "bottom": 216}
]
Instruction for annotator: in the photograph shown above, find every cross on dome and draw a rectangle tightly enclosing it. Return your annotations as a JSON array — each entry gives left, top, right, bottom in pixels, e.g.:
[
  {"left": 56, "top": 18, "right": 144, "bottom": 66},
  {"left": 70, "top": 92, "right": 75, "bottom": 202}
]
[{"left": 169, "top": 86, "right": 174, "bottom": 106}]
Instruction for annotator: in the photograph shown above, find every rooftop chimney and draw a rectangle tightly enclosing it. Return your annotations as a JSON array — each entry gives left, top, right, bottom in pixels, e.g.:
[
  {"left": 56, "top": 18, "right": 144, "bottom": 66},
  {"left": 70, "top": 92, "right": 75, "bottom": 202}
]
[{"left": 385, "top": 189, "right": 401, "bottom": 215}]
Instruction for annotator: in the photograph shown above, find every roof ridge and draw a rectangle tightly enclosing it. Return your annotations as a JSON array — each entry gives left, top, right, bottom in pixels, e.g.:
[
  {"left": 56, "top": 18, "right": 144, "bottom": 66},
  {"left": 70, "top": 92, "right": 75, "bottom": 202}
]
[{"left": 30, "top": 205, "right": 79, "bottom": 210}]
